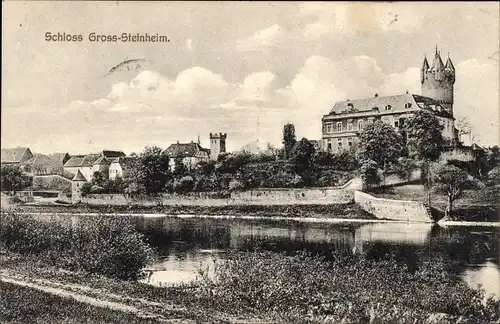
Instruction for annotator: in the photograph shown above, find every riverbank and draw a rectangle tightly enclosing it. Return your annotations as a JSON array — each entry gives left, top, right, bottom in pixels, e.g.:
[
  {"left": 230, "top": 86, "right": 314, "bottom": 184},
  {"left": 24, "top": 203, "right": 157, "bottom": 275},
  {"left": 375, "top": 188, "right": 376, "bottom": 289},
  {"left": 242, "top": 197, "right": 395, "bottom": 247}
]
[
  {"left": 1, "top": 252, "right": 498, "bottom": 324},
  {"left": 4, "top": 202, "right": 377, "bottom": 219}
]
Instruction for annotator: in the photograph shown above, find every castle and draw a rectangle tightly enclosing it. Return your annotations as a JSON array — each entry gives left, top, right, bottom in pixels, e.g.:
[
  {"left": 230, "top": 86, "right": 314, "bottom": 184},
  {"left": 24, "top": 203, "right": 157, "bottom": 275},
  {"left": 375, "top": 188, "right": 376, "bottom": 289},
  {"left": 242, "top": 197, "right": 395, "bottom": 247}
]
[{"left": 321, "top": 47, "right": 456, "bottom": 153}]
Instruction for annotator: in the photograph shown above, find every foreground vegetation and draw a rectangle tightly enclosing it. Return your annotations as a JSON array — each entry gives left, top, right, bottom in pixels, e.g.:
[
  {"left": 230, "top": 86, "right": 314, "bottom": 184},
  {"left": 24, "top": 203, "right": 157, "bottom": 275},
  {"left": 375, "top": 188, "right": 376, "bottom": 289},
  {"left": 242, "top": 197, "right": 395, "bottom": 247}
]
[
  {"left": 0, "top": 211, "right": 154, "bottom": 280},
  {"left": 0, "top": 281, "right": 160, "bottom": 324},
  {"left": 1, "top": 212, "right": 499, "bottom": 323}
]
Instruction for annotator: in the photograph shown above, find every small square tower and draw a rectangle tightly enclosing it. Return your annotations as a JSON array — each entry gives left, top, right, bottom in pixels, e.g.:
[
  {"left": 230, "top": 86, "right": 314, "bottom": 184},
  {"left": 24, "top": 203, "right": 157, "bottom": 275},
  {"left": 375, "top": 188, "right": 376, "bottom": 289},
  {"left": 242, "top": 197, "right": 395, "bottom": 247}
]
[{"left": 209, "top": 132, "right": 227, "bottom": 160}]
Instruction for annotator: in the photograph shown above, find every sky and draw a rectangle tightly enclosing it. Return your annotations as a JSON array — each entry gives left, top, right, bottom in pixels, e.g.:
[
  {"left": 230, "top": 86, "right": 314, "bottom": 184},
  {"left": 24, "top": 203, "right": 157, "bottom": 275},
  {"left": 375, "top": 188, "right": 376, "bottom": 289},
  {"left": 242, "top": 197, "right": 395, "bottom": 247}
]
[{"left": 2, "top": 1, "right": 499, "bottom": 155}]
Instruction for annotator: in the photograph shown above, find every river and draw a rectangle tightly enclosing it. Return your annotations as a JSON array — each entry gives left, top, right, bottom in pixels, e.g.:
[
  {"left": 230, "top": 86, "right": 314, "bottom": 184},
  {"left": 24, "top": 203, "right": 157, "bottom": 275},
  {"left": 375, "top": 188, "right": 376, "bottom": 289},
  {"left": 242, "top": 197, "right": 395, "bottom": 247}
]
[{"left": 133, "top": 216, "right": 500, "bottom": 299}]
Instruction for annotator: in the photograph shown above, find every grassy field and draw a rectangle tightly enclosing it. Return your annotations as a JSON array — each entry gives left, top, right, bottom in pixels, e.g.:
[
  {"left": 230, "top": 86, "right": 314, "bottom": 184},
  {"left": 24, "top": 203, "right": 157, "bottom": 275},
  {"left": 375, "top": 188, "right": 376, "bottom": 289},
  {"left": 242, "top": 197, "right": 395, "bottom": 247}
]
[
  {"left": 0, "top": 281, "right": 163, "bottom": 324},
  {"left": 2, "top": 251, "right": 499, "bottom": 324}
]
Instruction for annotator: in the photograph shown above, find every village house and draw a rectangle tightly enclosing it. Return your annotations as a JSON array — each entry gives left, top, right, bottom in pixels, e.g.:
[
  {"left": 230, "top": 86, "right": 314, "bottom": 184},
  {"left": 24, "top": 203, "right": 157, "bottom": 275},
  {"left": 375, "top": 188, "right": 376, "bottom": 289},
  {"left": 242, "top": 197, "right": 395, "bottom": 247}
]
[
  {"left": 21, "top": 153, "right": 71, "bottom": 176},
  {"left": 1, "top": 147, "right": 34, "bottom": 166},
  {"left": 108, "top": 156, "right": 137, "bottom": 180},
  {"left": 63, "top": 150, "right": 125, "bottom": 181},
  {"left": 321, "top": 48, "right": 457, "bottom": 155},
  {"left": 162, "top": 141, "right": 211, "bottom": 171}
]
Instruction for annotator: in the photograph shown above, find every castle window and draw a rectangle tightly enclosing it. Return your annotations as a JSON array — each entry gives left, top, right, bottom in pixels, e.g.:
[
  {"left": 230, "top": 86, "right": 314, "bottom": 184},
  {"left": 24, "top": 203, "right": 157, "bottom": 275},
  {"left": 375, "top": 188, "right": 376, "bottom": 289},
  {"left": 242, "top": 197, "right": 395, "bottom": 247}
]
[
  {"left": 338, "top": 138, "right": 343, "bottom": 148},
  {"left": 337, "top": 122, "right": 342, "bottom": 132},
  {"left": 385, "top": 105, "right": 392, "bottom": 111},
  {"left": 348, "top": 137, "right": 353, "bottom": 147},
  {"left": 327, "top": 139, "right": 332, "bottom": 151},
  {"left": 326, "top": 123, "right": 333, "bottom": 133},
  {"left": 407, "top": 103, "right": 412, "bottom": 108},
  {"left": 358, "top": 120, "right": 363, "bottom": 130},
  {"left": 347, "top": 123, "right": 353, "bottom": 131},
  {"left": 394, "top": 121, "right": 399, "bottom": 128}
]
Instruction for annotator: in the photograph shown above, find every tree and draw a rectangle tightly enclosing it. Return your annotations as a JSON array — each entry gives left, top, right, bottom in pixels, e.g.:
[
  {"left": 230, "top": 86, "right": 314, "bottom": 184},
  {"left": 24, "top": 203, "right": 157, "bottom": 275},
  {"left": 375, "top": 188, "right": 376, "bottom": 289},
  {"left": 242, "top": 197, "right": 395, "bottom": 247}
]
[
  {"left": 360, "top": 159, "right": 382, "bottom": 190},
  {"left": 455, "top": 116, "right": 473, "bottom": 145},
  {"left": 403, "top": 110, "right": 445, "bottom": 161},
  {"left": 282, "top": 123, "right": 297, "bottom": 159},
  {"left": 358, "top": 120, "right": 404, "bottom": 169},
  {"left": 288, "top": 138, "right": 316, "bottom": 175},
  {"left": 173, "top": 176, "right": 195, "bottom": 194},
  {"left": 431, "top": 164, "right": 474, "bottom": 218},
  {"left": 173, "top": 156, "right": 188, "bottom": 177},
  {"left": 137, "top": 146, "right": 171, "bottom": 194},
  {"left": 92, "top": 171, "right": 108, "bottom": 187},
  {"left": 0, "top": 165, "right": 32, "bottom": 193},
  {"left": 393, "top": 157, "right": 416, "bottom": 182}
]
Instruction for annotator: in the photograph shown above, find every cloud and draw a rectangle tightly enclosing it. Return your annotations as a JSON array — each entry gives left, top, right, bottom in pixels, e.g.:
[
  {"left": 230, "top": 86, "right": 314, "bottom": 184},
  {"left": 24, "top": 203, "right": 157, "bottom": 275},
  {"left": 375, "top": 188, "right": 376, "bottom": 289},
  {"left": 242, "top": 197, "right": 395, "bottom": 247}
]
[
  {"left": 236, "top": 24, "right": 284, "bottom": 52},
  {"left": 3, "top": 54, "right": 498, "bottom": 154},
  {"left": 300, "top": 2, "right": 425, "bottom": 37}
]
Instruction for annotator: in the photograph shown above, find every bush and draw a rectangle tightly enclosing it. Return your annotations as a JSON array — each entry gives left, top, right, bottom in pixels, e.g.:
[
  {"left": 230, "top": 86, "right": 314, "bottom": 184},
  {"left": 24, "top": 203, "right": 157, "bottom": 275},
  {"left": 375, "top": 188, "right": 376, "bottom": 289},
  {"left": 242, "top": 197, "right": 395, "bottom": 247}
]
[
  {"left": 194, "top": 251, "right": 500, "bottom": 323},
  {"left": 228, "top": 179, "right": 244, "bottom": 192},
  {"left": 173, "top": 176, "right": 195, "bottom": 194},
  {"left": 360, "top": 159, "right": 382, "bottom": 190},
  {"left": 0, "top": 212, "right": 154, "bottom": 280}
]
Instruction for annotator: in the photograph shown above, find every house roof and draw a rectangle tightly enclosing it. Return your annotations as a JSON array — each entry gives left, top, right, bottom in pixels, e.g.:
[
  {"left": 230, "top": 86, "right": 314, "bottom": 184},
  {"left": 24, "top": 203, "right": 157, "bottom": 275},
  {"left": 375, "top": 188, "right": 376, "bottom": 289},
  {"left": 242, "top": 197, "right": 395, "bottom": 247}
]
[
  {"left": 102, "top": 150, "right": 126, "bottom": 159},
  {"left": 325, "top": 93, "right": 453, "bottom": 120},
  {"left": 110, "top": 156, "right": 138, "bottom": 170},
  {"left": 64, "top": 155, "right": 86, "bottom": 167},
  {"left": 22, "top": 153, "right": 69, "bottom": 167},
  {"left": 162, "top": 142, "right": 210, "bottom": 157},
  {"left": 72, "top": 169, "right": 87, "bottom": 181},
  {"left": 93, "top": 156, "right": 109, "bottom": 165},
  {"left": 1, "top": 147, "right": 31, "bottom": 163}
]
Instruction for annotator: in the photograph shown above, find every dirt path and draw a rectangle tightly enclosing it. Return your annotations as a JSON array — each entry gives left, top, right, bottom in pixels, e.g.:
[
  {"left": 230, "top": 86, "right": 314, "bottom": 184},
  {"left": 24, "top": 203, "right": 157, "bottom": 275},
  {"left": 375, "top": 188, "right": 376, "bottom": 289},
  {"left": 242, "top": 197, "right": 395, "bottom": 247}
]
[{"left": 1, "top": 273, "right": 195, "bottom": 323}]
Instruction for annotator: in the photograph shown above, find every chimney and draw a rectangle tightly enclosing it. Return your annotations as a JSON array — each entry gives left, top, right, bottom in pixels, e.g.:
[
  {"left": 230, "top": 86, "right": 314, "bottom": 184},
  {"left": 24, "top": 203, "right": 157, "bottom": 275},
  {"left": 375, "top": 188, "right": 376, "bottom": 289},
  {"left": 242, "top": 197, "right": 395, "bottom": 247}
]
[{"left": 374, "top": 93, "right": 378, "bottom": 97}]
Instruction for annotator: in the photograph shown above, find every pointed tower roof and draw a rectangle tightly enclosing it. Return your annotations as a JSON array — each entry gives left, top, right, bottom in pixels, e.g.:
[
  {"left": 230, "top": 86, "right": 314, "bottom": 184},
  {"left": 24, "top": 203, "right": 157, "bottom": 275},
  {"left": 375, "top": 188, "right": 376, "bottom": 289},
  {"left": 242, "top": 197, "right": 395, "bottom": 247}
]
[
  {"left": 445, "top": 55, "right": 455, "bottom": 71},
  {"left": 432, "top": 48, "right": 444, "bottom": 71},
  {"left": 72, "top": 169, "right": 87, "bottom": 182},
  {"left": 421, "top": 56, "right": 430, "bottom": 70}
]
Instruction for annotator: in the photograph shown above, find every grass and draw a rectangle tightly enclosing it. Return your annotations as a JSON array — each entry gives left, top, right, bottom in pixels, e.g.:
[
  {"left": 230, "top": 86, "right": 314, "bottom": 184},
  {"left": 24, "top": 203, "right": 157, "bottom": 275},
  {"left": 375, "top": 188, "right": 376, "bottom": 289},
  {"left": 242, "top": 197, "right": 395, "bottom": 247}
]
[
  {"left": 3, "top": 250, "right": 499, "bottom": 324},
  {"left": 0, "top": 281, "right": 162, "bottom": 324},
  {"left": 6, "top": 202, "right": 376, "bottom": 219},
  {"left": 370, "top": 184, "right": 500, "bottom": 221}
]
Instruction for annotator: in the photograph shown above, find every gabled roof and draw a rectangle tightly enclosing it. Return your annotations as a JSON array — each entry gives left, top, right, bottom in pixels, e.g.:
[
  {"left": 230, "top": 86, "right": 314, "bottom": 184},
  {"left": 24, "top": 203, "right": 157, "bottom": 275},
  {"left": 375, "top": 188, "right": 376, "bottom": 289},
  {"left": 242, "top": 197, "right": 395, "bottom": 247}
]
[
  {"left": 101, "top": 150, "right": 126, "bottom": 159},
  {"left": 50, "top": 153, "right": 71, "bottom": 164},
  {"left": 162, "top": 142, "right": 210, "bottom": 158},
  {"left": 72, "top": 169, "right": 87, "bottom": 181},
  {"left": 93, "top": 156, "right": 109, "bottom": 166},
  {"left": 421, "top": 57, "right": 430, "bottom": 70},
  {"left": 64, "top": 155, "right": 86, "bottom": 167},
  {"left": 110, "top": 156, "right": 138, "bottom": 170},
  {"left": 325, "top": 93, "right": 453, "bottom": 119},
  {"left": 1, "top": 147, "right": 32, "bottom": 163}
]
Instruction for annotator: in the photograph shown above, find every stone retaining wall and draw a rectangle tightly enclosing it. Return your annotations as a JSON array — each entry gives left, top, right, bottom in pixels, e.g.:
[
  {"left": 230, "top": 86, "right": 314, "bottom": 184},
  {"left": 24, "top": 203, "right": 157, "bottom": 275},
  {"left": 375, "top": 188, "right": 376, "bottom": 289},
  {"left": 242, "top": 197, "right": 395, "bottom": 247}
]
[{"left": 354, "top": 190, "right": 431, "bottom": 222}]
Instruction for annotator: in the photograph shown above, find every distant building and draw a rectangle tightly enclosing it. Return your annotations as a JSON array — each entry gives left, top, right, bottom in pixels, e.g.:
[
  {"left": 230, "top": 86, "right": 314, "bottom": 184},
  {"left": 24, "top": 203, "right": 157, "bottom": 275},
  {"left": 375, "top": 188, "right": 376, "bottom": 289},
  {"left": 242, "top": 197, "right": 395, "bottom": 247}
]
[
  {"left": 63, "top": 150, "right": 125, "bottom": 181},
  {"left": 321, "top": 48, "right": 456, "bottom": 154},
  {"left": 162, "top": 141, "right": 210, "bottom": 170},
  {"left": 109, "top": 156, "right": 137, "bottom": 180},
  {"left": 21, "top": 153, "right": 71, "bottom": 176},
  {"left": 210, "top": 132, "right": 227, "bottom": 160},
  {"left": 1, "top": 147, "right": 34, "bottom": 166}
]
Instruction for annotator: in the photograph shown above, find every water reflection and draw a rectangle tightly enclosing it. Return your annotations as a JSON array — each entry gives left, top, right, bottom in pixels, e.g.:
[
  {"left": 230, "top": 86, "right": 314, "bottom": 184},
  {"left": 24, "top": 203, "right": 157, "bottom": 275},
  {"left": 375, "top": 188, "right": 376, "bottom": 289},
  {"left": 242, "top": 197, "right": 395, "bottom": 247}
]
[
  {"left": 33, "top": 214, "right": 500, "bottom": 297},
  {"left": 138, "top": 217, "right": 499, "bottom": 298}
]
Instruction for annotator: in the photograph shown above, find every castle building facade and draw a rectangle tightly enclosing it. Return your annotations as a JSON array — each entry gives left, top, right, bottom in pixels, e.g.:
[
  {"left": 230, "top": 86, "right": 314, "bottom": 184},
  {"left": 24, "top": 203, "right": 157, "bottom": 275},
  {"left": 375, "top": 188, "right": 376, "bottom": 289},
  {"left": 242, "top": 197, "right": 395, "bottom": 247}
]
[{"left": 321, "top": 48, "right": 456, "bottom": 153}]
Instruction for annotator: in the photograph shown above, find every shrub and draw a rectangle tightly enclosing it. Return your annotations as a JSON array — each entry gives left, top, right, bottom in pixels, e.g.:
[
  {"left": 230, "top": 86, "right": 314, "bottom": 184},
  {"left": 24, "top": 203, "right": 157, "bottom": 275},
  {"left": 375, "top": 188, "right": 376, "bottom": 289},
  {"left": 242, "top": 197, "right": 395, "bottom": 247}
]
[
  {"left": 360, "top": 159, "right": 382, "bottom": 190},
  {"left": 0, "top": 212, "right": 154, "bottom": 280},
  {"left": 173, "top": 176, "right": 195, "bottom": 194},
  {"left": 194, "top": 251, "right": 500, "bottom": 323},
  {"left": 228, "top": 179, "right": 244, "bottom": 192}
]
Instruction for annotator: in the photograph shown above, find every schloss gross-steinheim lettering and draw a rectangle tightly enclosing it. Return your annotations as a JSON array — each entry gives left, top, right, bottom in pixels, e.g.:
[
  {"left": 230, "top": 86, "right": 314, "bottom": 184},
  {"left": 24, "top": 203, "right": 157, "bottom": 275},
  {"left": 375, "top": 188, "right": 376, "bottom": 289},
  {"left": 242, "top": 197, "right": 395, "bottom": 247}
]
[{"left": 44, "top": 32, "right": 170, "bottom": 43}]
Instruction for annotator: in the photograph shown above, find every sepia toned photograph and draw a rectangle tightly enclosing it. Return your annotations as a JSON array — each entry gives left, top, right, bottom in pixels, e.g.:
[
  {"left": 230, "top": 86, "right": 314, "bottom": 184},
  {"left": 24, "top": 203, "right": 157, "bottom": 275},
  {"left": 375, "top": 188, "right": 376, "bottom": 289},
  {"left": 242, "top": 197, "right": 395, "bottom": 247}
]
[{"left": 1, "top": 1, "right": 499, "bottom": 323}]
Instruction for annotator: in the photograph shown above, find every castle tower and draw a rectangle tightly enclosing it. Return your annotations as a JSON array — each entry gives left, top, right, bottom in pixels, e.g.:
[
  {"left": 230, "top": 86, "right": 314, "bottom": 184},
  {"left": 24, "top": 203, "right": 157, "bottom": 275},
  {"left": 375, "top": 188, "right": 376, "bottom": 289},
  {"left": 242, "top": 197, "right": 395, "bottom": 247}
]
[
  {"left": 421, "top": 46, "right": 456, "bottom": 115},
  {"left": 71, "top": 169, "right": 87, "bottom": 204},
  {"left": 209, "top": 132, "right": 227, "bottom": 160}
]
